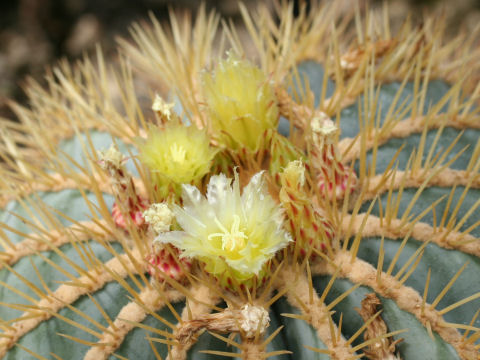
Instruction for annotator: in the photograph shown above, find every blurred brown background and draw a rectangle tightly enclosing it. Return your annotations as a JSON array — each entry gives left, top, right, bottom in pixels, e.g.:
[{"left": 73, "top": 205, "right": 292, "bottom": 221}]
[{"left": 1, "top": 0, "right": 479, "bottom": 120}]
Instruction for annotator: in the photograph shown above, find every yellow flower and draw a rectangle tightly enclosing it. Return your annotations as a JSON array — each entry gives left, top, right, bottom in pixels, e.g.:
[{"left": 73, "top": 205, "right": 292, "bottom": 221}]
[
  {"left": 139, "top": 123, "right": 216, "bottom": 194},
  {"left": 202, "top": 53, "right": 279, "bottom": 151},
  {"left": 154, "top": 171, "right": 291, "bottom": 283}
]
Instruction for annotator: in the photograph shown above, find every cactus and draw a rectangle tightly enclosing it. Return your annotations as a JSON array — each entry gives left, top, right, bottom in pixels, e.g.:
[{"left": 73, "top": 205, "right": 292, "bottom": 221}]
[{"left": 1, "top": 2, "right": 479, "bottom": 359}]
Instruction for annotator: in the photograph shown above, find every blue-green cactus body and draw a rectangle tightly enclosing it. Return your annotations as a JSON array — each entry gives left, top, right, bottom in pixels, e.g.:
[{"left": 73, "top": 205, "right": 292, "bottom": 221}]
[{"left": 0, "top": 52, "right": 479, "bottom": 360}]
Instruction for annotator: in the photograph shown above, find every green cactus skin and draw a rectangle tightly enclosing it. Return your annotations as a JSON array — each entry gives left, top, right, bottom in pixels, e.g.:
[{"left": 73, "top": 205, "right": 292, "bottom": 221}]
[{"left": 1, "top": 2, "right": 480, "bottom": 360}]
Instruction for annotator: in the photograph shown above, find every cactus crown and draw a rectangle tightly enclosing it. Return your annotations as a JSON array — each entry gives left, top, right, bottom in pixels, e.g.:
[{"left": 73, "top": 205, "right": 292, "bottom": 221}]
[{"left": 0, "top": 2, "right": 479, "bottom": 360}]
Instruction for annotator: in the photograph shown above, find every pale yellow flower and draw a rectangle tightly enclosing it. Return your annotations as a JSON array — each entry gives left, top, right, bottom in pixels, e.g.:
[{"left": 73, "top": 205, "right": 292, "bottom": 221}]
[
  {"left": 202, "top": 53, "right": 279, "bottom": 151},
  {"left": 139, "top": 123, "right": 216, "bottom": 194},
  {"left": 154, "top": 171, "right": 291, "bottom": 282}
]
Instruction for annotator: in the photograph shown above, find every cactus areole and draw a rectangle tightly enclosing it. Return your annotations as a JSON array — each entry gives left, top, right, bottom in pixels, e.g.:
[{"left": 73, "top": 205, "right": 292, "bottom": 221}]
[{"left": 0, "top": 2, "right": 479, "bottom": 360}]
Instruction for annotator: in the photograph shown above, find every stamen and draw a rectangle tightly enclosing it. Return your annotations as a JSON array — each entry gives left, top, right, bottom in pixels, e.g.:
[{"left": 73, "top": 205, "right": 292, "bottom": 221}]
[
  {"left": 208, "top": 215, "right": 248, "bottom": 252},
  {"left": 170, "top": 143, "right": 187, "bottom": 163}
]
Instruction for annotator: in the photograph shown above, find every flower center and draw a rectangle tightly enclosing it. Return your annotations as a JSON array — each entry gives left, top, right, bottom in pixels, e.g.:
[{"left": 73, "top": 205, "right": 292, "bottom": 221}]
[
  {"left": 170, "top": 142, "right": 187, "bottom": 163},
  {"left": 208, "top": 215, "right": 248, "bottom": 252}
]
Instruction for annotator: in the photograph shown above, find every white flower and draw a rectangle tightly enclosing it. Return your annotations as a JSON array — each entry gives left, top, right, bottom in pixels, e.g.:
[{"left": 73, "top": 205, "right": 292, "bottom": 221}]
[
  {"left": 98, "top": 144, "right": 124, "bottom": 169},
  {"left": 154, "top": 171, "right": 291, "bottom": 282},
  {"left": 152, "top": 94, "right": 175, "bottom": 120},
  {"left": 240, "top": 305, "right": 270, "bottom": 338},
  {"left": 143, "top": 203, "right": 174, "bottom": 234}
]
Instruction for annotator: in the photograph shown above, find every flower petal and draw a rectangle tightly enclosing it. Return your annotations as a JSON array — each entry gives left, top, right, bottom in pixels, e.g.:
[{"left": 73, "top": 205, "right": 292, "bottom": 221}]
[
  {"left": 206, "top": 173, "right": 231, "bottom": 207},
  {"left": 169, "top": 171, "right": 292, "bottom": 283},
  {"left": 182, "top": 184, "right": 203, "bottom": 208},
  {"left": 154, "top": 231, "right": 189, "bottom": 249}
]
